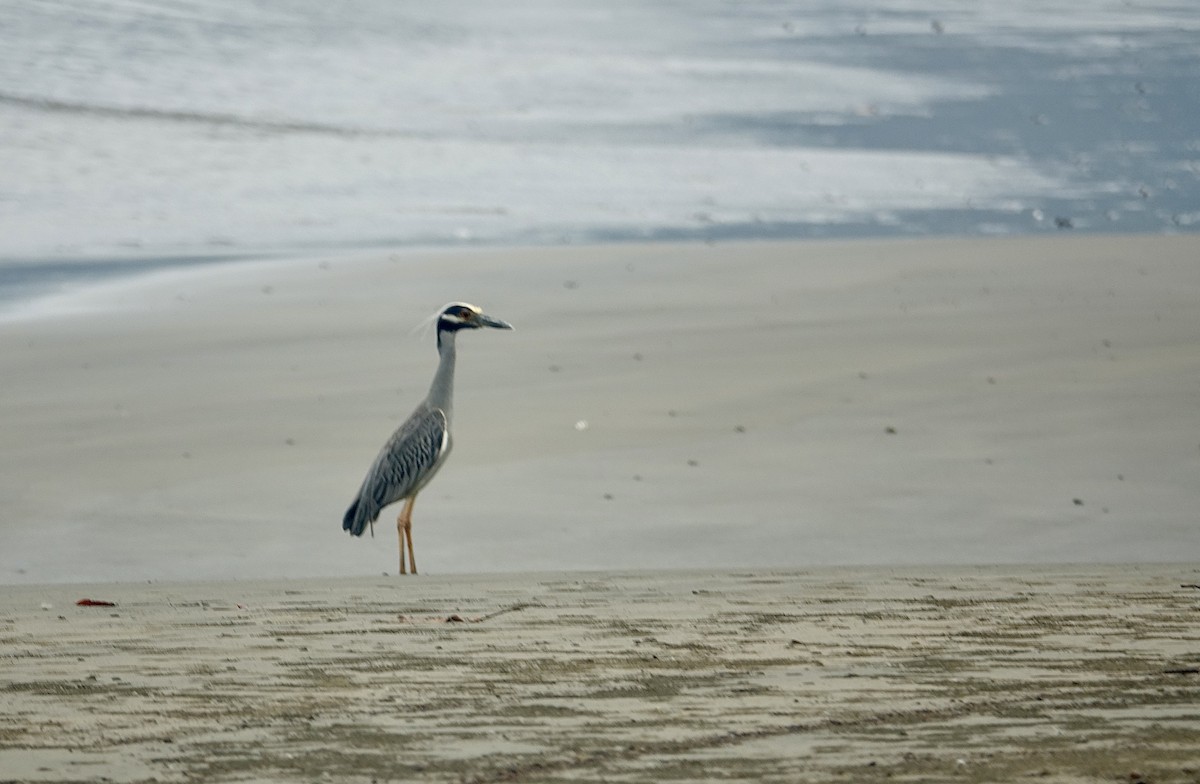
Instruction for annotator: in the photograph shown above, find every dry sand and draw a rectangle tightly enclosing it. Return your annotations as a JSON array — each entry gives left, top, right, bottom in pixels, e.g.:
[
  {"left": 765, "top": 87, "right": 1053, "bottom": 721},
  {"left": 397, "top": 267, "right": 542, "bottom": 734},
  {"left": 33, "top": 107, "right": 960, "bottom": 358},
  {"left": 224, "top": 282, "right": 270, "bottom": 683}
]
[
  {"left": 1, "top": 565, "right": 1198, "bottom": 783},
  {"left": 1, "top": 234, "right": 1199, "bottom": 582}
]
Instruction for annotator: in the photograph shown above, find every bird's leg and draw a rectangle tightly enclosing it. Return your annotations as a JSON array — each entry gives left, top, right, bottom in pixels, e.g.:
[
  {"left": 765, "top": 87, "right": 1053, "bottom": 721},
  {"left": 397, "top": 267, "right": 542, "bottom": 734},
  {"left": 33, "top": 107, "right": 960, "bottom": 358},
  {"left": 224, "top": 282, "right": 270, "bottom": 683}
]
[
  {"left": 404, "top": 495, "right": 418, "bottom": 576},
  {"left": 396, "top": 498, "right": 410, "bottom": 576},
  {"left": 397, "top": 496, "right": 417, "bottom": 576}
]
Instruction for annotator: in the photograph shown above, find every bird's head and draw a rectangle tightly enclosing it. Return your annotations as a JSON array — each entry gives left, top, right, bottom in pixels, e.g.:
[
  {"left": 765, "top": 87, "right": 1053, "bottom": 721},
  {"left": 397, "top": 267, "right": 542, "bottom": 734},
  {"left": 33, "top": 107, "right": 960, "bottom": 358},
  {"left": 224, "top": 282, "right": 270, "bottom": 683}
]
[{"left": 437, "top": 302, "right": 514, "bottom": 336}]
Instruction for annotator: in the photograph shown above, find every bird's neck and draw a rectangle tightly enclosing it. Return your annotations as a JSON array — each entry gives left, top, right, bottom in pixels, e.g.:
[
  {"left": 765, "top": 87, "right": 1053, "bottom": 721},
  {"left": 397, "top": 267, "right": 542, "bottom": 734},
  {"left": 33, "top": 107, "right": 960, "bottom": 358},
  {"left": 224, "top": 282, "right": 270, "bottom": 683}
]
[{"left": 428, "top": 328, "right": 457, "bottom": 415}]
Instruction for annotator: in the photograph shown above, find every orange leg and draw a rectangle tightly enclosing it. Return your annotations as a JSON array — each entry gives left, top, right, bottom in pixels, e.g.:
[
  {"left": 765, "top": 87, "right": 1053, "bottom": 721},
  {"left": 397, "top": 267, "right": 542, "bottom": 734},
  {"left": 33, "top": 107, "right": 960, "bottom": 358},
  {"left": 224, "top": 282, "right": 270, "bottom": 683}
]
[{"left": 396, "top": 495, "right": 418, "bottom": 576}]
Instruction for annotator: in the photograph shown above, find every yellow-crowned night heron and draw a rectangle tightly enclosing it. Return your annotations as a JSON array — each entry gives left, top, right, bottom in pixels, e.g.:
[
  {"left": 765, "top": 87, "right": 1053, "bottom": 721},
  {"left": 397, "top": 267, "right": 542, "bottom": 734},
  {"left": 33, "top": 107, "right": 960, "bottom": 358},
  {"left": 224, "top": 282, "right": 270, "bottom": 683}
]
[{"left": 343, "top": 302, "right": 513, "bottom": 574}]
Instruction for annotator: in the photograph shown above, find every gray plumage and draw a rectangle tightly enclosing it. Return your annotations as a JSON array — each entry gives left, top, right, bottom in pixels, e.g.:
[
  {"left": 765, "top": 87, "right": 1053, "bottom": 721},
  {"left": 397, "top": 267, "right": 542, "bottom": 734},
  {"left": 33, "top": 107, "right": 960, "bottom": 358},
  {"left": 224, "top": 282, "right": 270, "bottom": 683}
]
[
  {"left": 343, "top": 403, "right": 449, "bottom": 537},
  {"left": 342, "top": 303, "right": 512, "bottom": 571}
]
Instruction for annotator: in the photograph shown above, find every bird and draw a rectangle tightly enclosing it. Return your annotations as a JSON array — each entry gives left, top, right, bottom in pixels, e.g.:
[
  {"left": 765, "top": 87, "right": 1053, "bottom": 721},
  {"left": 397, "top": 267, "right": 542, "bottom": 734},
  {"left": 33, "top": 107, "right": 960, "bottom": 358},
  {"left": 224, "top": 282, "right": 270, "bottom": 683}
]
[{"left": 343, "top": 302, "right": 513, "bottom": 575}]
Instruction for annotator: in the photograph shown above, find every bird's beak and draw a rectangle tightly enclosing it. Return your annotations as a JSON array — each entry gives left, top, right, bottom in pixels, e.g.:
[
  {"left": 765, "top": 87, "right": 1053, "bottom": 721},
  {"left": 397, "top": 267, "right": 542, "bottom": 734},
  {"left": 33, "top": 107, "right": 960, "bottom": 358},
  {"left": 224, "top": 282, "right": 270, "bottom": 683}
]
[{"left": 478, "top": 313, "right": 514, "bottom": 330}]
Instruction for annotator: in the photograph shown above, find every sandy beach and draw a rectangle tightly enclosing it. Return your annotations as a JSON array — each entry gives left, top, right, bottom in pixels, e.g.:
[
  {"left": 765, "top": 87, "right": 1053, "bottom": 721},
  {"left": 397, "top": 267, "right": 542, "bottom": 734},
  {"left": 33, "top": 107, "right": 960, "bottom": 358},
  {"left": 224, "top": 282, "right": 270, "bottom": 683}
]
[
  {"left": 2, "top": 565, "right": 1198, "bottom": 782},
  {"left": 4, "top": 4, "right": 1198, "bottom": 779},
  {"left": 1, "top": 234, "right": 1199, "bottom": 582},
  {"left": 0, "top": 235, "right": 1199, "bottom": 781}
]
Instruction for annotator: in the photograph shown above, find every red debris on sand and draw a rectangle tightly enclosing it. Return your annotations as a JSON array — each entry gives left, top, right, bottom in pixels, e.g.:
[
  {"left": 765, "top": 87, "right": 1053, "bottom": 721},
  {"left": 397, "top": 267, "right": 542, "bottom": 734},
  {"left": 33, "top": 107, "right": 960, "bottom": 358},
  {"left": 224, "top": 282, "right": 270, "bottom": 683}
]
[{"left": 75, "top": 599, "right": 117, "bottom": 607}]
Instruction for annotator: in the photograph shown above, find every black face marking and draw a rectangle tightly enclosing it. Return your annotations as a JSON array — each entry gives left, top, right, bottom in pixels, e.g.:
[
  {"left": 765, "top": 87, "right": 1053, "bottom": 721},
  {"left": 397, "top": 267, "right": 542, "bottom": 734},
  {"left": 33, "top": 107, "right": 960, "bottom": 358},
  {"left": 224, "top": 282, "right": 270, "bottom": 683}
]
[{"left": 436, "top": 304, "right": 481, "bottom": 340}]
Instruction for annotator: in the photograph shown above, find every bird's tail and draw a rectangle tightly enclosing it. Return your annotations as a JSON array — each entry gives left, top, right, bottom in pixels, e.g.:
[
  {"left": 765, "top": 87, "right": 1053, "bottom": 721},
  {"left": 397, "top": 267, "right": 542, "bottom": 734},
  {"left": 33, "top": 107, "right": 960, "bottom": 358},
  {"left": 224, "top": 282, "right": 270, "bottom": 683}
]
[{"left": 343, "top": 498, "right": 373, "bottom": 537}]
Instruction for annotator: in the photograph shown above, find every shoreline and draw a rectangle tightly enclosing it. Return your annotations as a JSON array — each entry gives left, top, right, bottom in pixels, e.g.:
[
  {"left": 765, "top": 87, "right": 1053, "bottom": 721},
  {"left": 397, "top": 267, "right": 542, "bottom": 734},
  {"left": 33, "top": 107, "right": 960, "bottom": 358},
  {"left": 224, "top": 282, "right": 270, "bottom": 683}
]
[{"left": 2, "top": 228, "right": 1192, "bottom": 320}]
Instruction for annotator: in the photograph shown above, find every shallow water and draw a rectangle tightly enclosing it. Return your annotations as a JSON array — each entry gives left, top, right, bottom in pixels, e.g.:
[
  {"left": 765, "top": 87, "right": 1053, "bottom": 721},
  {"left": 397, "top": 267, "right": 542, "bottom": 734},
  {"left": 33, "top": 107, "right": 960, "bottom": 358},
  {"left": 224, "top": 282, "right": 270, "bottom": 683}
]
[{"left": 1, "top": 0, "right": 1198, "bottom": 302}]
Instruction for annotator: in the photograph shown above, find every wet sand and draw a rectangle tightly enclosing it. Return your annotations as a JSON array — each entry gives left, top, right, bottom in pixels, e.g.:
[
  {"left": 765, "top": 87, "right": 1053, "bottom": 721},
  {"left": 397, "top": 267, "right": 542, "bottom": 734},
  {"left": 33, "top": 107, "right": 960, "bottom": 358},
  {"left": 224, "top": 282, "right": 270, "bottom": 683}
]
[
  {"left": 2, "top": 565, "right": 1198, "bottom": 783},
  {"left": 1, "top": 234, "right": 1199, "bottom": 583}
]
